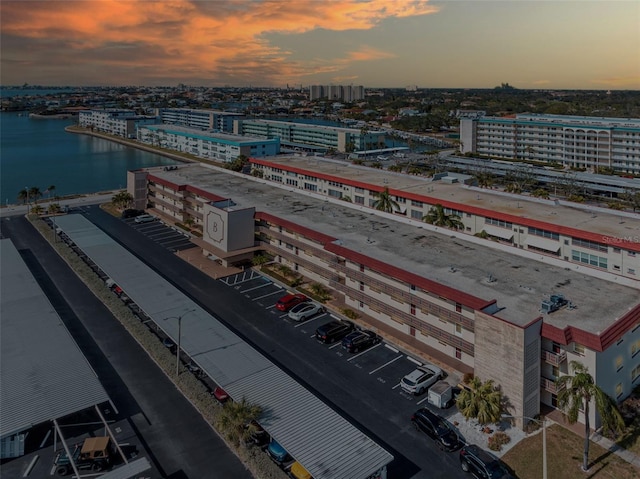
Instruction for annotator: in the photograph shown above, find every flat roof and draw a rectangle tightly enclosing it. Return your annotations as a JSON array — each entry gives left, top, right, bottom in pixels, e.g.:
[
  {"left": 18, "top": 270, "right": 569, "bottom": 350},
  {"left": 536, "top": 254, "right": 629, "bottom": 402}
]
[
  {"left": 52, "top": 215, "right": 393, "bottom": 479},
  {"left": 0, "top": 239, "right": 110, "bottom": 438},
  {"left": 254, "top": 155, "right": 640, "bottom": 245},
  {"left": 149, "top": 164, "right": 640, "bottom": 334},
  {"left": 143, "top": 124, "right": 277, "bottom": 145}
]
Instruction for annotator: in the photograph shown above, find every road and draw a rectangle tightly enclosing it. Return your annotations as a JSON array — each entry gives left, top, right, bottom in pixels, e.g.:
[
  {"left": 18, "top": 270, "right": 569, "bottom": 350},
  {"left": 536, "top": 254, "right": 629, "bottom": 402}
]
[
  {"left": 80, "top": 205, "right": 466, "bottom": 479},
  {"left": 1, "top": 213, "right": 254, "bottom": 479}
]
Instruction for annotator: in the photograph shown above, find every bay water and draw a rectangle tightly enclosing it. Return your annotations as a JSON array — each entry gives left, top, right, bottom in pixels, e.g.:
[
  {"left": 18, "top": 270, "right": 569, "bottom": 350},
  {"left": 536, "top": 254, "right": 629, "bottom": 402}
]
[{"left": 0, "top": 112, "right": 178, "bottom": 205}]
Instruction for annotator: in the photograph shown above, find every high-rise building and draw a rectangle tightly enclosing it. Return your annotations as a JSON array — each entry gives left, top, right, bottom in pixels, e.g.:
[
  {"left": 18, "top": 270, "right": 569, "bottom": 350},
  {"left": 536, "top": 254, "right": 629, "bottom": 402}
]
[{"left": 308, "top": 85, "right": 365, "bottom": 102}]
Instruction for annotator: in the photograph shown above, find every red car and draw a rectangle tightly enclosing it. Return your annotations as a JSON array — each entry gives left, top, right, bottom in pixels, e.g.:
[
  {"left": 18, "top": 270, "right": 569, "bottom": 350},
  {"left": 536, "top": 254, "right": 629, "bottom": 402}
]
[
  {"left": 212, "top": 386, "right": 229, "bottom": 403},
  {"left": 275, "top": 293, "right": 308, "bottom": 312}
]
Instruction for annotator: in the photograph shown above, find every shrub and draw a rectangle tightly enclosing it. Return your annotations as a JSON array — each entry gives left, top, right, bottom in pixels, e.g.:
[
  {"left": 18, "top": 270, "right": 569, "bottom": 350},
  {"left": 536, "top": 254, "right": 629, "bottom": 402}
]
[
  {"left": 488, "top": 431, "right": 511, "bottom": 451},
  {"left": 341, "top": 308, "right": 359, "bottom": 320},
  {"left": 462, "top": 372, "right": 475, "bottom": 385}
]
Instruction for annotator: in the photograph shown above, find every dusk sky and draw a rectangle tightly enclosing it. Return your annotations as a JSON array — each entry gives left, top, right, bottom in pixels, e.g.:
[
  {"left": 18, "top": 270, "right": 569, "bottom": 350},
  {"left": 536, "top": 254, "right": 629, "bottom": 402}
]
[{"left": 1, "top": 0, "right": 638, "bottom": 90}]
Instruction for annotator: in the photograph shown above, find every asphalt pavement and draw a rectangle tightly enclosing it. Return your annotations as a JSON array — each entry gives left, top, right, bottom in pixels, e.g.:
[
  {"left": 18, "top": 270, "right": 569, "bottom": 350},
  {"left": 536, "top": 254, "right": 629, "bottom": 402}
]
[
  {"left": 79, "top": 204, "right": 466, "bottom": 479},
  {"left": 0, "top": 214, "right": 254, "bottom": 479}
]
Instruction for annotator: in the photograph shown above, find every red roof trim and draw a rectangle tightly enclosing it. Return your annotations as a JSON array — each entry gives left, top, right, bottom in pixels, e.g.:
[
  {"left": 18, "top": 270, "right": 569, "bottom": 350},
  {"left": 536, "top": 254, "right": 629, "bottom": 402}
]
[
  {"left": 185, "top": 184, "right": 226, "bottom": 202},
  {"left": 325, "top": 242, "right": 492, "bottom": 310},
  {"left": 255, "top": 211, "right": 337, "bottom": 245},
  {"left": 541, "top": 303, "right": 640, "bottom": 352},
  {"left": 148, "top": 174, "right": 187, "bottom": 191},
  {"left": 249, "top": 159, "right": 640, "bottom": 253}
]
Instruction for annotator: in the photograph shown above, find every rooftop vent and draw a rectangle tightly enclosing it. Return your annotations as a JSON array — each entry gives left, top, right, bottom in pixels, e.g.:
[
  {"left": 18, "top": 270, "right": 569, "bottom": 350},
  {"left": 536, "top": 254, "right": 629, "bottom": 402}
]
[{"left": 541, "top": 294, "right": 573, "bottom": 314}]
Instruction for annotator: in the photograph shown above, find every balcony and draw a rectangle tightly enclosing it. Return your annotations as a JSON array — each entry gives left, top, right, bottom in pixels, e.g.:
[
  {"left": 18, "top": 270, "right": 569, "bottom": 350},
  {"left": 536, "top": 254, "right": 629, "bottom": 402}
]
[
  {"left": 541, "top": 376, "right": 565, "bottom": 394},
  {"left": 541, "top": 349, "right": 567, "bottom": 366}
]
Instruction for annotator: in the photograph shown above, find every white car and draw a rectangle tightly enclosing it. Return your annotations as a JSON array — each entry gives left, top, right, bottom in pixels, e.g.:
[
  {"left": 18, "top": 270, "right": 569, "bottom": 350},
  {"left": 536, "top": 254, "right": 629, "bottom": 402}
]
[
  {"left": 287, "top": 302, "right": 325, "bottom": 322},
  {"left": 400, "top": 364, "right": 443, "bottom": 395},
  {"left": 134, "top": 214, "right": 156, "bottom": 223}
]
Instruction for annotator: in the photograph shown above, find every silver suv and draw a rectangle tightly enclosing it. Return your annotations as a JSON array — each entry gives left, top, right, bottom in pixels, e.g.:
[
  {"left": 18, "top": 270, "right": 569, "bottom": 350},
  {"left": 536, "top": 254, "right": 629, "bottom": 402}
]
[{"left": 401, "top": 364, "right": 443, "bottom": 395}]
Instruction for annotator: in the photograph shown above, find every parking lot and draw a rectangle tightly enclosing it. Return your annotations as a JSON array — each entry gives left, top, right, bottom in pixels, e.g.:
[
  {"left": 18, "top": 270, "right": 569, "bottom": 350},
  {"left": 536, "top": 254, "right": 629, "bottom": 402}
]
[
  {"left": 219, "top": 270, "right": 456, "bottom": 413},
  {"left": 123, "top": 215, "right": 196, "bottom": 252}
]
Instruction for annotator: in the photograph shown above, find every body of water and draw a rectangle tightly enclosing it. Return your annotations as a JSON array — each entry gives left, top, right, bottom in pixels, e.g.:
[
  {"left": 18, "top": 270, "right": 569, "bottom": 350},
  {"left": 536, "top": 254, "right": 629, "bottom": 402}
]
[{"left": 0, "top": 113, "right": 178, "bottom": 204}]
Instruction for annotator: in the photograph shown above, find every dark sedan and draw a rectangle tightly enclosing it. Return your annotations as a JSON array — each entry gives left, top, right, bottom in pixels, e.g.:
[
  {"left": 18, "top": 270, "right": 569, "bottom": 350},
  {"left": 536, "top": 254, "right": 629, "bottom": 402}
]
[
  {"left": 411, "top": 408, "right": 462, "bottom": 452},
  {"left": 341, "top": 329, "right": 381, "bottom": 353}
]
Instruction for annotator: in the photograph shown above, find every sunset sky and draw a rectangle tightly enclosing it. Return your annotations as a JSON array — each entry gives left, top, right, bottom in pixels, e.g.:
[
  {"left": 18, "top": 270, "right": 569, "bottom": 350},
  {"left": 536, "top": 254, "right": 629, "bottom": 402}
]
[{"left": 1, "top": 0, "right": 638, "bottom": 90}]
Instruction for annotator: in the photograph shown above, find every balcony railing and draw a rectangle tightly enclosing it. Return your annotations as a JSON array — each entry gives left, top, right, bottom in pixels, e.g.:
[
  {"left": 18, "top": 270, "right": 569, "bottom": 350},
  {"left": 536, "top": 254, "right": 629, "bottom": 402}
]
[
  {"left": 541, "top": 349, "right": 567, "bottom": 366},
  {"left": 540, "top": 376, "right": 565, "bottom": 394}
]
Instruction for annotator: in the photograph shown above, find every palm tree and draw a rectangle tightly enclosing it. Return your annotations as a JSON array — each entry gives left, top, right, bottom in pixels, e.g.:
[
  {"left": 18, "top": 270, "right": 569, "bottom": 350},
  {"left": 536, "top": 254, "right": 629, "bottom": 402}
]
[
  {"left": 28, "top": 186, "right": 42, "bottom": 203},
  {"left": 17, "top": 188, "right": 29, "bottom": 204},
  {"left": 46, "top": 185, "right": 56, "bottom": 199},
  {"left": 456, "top": 377, "right": 503, "bottom": 425},
  {"left": 373, "top": 187, "right": 399, "bottom": 213},
  {"left": 111, "top": 191, "right": 133, "bottom": 210},
  {"left": 422, "top": 204, "right": 464, "bottom": 230},
  {"left": 556, "top": 361, "right": 624, "bottom": 472},
  {"left": 215, "top": 397, "right": 262, "bottom": 446}
]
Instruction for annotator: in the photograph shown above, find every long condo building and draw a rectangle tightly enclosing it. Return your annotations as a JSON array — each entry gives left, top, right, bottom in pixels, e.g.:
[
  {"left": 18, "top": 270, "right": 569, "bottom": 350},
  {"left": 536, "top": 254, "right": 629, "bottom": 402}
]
[
  {"left": 127, "top": 156, "right": 640, "bottom": 431},
  {"left": 233, "top": 119, "right": 386, "bottom": 153},
  {"left": 460, "top": 113, "right": 640, "bottom": 175}
]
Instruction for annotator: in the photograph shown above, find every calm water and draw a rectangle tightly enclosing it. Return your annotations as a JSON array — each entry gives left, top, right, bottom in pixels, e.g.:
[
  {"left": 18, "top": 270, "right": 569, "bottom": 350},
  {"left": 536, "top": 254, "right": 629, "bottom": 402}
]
[{"left": 0, "top": 113, "right": 177, "bottom": 204}]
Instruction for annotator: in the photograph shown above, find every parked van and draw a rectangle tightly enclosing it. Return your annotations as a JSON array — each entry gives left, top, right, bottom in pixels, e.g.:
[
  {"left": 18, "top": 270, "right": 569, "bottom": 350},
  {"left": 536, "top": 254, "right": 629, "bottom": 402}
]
[{"left": 290, "top": 461, "right": 312, "bottom": 479}]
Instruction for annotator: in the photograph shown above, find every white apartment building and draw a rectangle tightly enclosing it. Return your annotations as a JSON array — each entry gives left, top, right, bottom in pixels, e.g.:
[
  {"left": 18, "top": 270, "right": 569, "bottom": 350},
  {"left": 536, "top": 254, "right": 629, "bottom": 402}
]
[
  {"left": 158, "top": 108, "right": 244, "bottom": 132},
  {"left": 460, "top": 114, "right": 640, "bottom": 174},
  {"left": 137, "top": 124, "right": 279, "bottom": 162},
  {"left": 233, "top": 119, "right": 385, "bottom": 153},
  {"left": 79, "top": 109, "right": 158, "bottom": 138},
  {"left": 250, "top": 156, "right": 640, "bottom": 283},
  {"left": 128, "top": 162, "right": 640, "bottom": 431}
]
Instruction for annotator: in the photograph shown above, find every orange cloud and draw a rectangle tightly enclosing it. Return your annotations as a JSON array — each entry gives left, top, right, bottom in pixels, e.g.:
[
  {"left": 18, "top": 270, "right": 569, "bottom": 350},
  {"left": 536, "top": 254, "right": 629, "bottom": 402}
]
[{"left": 0, "top": 0, "right": 438, "bottom": 85}]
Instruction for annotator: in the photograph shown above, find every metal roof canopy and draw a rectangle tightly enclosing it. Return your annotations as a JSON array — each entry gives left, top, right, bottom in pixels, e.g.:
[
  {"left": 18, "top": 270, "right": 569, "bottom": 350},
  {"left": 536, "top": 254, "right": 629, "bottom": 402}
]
[
  {"left": 53, "top": 215, "right": 393, "bottom": 479},
  {"left": 0, "top": 239, "right": 111, "bottom": 439}
]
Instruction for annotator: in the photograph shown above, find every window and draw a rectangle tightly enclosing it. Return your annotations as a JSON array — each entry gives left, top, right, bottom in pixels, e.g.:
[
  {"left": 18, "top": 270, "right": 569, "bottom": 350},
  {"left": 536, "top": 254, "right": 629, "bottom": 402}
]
[
  {"left": 360, "top": 281, "right": 364, "bottom": 291},
  {"left": 455, "top": 302, "right": 462, "bottom": 313},
  {"left": 574, "top": 343, "right": 585, "bottom": 355},
  {"left": 616, "top": 383, "right": 623, "bottom": 398},
  {"left": 411, "top": 210, "right": 423, "bottom": 219},
  {"left": 411, "top": 200, "right": 423, "bottom": 207},
  {"left": 572, "top": 237, "right": 607, "bottom": 252},
  {"left": 632, "top": 339, "right": 640, "bottom": 357},
  {"left": 629, "top": 268, "right": 636, "bottom": 275},
  {"left": 486, "top": 217, "right": 513, "bottom": 229},
  {"left": 633, "top": 365, "right": 640, "bottom": 382},
  {"left": 616, "top": 356, "right": 623, "bottom": 372},
  {"left": 572, "top": 250, "right": 607, "bottom": 269},
  {"left": 410, "top": 304, "right": 416, "bottom": 315},
  {"left": 354, "top": 195, "right": 364, "bottom": 204},
  {"left": 528, "top": 227, "right": 560, "bottom": 241},
  {"left": 455, "top": 348, "right": 462, "bottom": 359},
  {"left": 455, "top": 323, "right": 462, "bottom": 336}
]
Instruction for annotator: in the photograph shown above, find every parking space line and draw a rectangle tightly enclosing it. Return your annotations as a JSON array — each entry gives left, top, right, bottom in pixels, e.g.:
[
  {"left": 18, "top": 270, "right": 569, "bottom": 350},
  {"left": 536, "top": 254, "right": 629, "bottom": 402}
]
[
  {"left": 407, "top": 356, "right": 422, "bottom": 366},
  {"left": 231, "top": 274, "right": 264, "bottom": 286},
  {"left": 328, "top": 342, "right": 342, "bottom": 349},
  {"left": 385, "top": 344, "right": 399, "bottom": 353},
  {"left": 293, "top": 314, "right": 325, "bottom": 328},
  {"left": 369, "top": 355, "right": 402, "bottom": 375},
  {"left": 416, "top": 396, "right": 430, "bottom": 405},
  {"left": 240, "top": 282, "right": 271, "bottom": 293},
  {"left": 392, "top": 383, "right": 401, "bottom": 389},
  {"left": 346, "top": 342, "right": 381, "bottom": 361},
  {"left": 330, "top": 314, "right": 341, "bottom": 320},
  {"left": 254, "top": 290, "right": 284, "bottom": 303}
]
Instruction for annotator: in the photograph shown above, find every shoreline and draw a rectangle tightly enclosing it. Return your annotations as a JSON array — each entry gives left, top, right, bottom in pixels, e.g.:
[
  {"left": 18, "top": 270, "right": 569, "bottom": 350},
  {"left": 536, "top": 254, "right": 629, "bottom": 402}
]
[{"left": 64, "top": 126, "right": 199, "bottom": 165}]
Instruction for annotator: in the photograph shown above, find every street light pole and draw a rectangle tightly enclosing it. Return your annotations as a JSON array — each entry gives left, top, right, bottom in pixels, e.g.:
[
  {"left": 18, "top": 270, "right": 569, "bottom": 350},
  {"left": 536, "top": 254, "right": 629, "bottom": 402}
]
[{"left": 163, "top": 308, "right": 196, "bottom": 377}]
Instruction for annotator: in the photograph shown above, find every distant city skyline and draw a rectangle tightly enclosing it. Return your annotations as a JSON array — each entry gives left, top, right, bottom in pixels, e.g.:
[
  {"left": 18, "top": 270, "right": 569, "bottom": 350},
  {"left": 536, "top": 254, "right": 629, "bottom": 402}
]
[{"left": 1, "top": 0, "right": 638, "bottom": 90}]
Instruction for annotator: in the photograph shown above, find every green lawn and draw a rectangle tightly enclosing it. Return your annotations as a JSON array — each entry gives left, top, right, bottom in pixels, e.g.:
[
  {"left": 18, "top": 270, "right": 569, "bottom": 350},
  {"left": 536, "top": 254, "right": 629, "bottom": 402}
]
[{"left": 502, "top": 424, "right": 639, "bottom": 479}]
